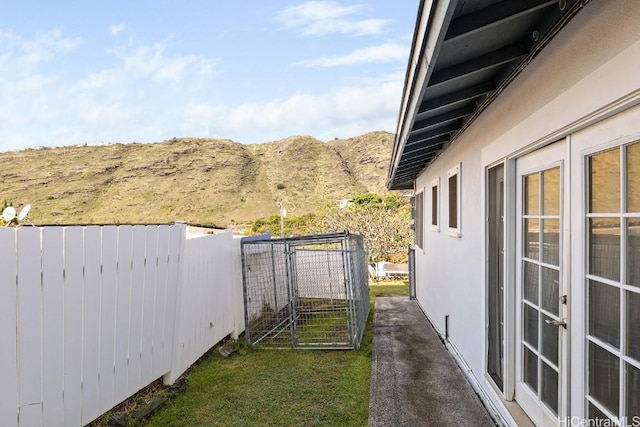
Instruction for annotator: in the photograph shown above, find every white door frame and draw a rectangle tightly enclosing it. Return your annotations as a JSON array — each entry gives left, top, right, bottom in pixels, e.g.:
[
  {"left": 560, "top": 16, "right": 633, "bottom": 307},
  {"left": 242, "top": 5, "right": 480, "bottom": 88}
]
[
  {"left": 569, "top": 112, "right": 640, "bottom": 422},
  {"left": 514, "top": 140, "right": 571, "bottom": 426}
]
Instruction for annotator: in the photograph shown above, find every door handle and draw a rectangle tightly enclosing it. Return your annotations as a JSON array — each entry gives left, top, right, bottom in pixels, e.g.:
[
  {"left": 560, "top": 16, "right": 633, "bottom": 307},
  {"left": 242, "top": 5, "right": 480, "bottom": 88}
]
[{"left": 545, "top": 318, "right": 567, "bottom": 329}]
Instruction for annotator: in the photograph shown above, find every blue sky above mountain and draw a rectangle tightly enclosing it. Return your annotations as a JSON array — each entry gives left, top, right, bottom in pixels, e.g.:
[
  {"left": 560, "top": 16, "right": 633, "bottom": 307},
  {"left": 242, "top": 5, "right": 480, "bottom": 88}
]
[{"left": 0, "top": 1, "right": 417, "bottom": 151}]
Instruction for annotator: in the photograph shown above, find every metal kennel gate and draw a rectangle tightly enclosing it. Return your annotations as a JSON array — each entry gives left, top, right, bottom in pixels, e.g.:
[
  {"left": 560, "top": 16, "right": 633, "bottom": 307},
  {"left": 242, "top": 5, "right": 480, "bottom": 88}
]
[{"left": 241, "top": 232, "right": 370, "bottom": 349}]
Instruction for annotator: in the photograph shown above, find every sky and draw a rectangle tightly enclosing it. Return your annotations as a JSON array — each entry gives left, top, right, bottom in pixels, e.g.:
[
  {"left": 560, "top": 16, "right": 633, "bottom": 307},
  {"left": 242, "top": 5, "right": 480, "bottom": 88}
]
[{"left": 0, "top": 1, "right": 418, "bottom": 152}]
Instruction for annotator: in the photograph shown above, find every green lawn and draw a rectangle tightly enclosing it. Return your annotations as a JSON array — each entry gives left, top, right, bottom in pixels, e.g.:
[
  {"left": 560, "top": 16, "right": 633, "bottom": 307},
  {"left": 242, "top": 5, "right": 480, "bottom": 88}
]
[{"left": 145, "top": 280, "right": 408, "bottom": 427}]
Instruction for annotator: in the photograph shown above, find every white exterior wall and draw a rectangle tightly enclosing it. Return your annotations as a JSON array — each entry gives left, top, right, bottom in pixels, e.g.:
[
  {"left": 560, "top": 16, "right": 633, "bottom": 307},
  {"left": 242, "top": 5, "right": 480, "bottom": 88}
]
[{"left": 412, "top": 0, "right": 640, "bottom": 423}]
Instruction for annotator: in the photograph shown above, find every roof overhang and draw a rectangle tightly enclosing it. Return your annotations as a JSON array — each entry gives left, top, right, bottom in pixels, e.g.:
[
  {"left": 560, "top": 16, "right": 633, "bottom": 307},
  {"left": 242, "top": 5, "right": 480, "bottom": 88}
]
[{"left": 387, "top": 0, "right": 588, "bottom": 190}]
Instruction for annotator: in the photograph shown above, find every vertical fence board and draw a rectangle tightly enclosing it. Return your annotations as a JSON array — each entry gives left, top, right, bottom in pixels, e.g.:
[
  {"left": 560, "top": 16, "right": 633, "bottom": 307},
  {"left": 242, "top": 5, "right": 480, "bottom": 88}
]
[
  {"left": 17, "top": 227, "right": 43, "bottom": 427},
  {"left": 175, "top": 241, "right": 188, "bottom": 375},
  {"left": 232, "top": 237, "right": 244, "bottom": 336},
  {"left": 113, "top": 227, "right": 132, "bottom": 404},
  {"left": 186, "top": 239, "right": 197, "bottom": 367},
  {"left": 211, "top": 239, "right": 223, "bottom": 340},
  {"left": 209, "top": 238, "right": 220, "bottom": 345},
  {"left": 204, "top": 238, "right": 214, "bottom": 349},
  {"left": 98, "top": 226, "right": 118, "bottom": 415},
  {"left": 140, "top": 227, "right": 158, "bottom": 386},
  {"left": 63, "top": 227, "right": 84, "bottom": 426},
  {"left": 189, "top": 238, "right": 199, "bottom": 366},
  {"left": 218, "top": 233, "right": 233, "bottom": 339},
  {"left": 81, "top": 227, "right": 102, "bottom": 424},
  {"left": 0, "top": 228, "right": 18, "bottom": 427},
  {"left": 42, "top": 227, "right": 65, "bottom": 427},
  {"left": 196, "top": 238, "right": 205, "bottom": 357},
  {"left": 167, "top": 231, "right": 243, "bottom": 378},
  {"left": 163, "top": 224, "right": 185, "bottom": 384},
  {"left": 223, "top": 236, "right": 232, "bottom": 335},
  {"left": 127, "top": 226, "right": 146, "bottom": 395},
  {"left": 203, "top": 238, "right": 211, "bottom": 352},
  {"left": 232, "top": 234, "right": 243, "bottom": 336},
  {"left": 152, "top": 227, "right": 170, "bottom": 376},
  {"left": 212, "top": 236, "right": 224, "bottom": 343}
]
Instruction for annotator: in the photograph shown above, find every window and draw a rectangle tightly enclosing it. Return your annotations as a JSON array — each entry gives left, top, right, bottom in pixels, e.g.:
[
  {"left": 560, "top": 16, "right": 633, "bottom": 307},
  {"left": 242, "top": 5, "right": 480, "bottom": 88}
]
[
  {"left": 431, "top": 178, "right": 439, "bottom": 231},
  {"left": 448, "top": 163, "right": 461, "bottom": 237},
  {"left": 414, "top": 190, "right": 424, "bottom": 249},
  {"left": 585, "top": 142, "right": 640, "bottom": 420}
]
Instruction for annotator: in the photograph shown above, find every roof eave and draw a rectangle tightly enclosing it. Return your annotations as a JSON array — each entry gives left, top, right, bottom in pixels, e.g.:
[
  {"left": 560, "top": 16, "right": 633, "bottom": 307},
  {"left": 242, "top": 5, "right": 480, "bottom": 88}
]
[{"left": 387, "top": 0, "right": 459, "bottom": 191}]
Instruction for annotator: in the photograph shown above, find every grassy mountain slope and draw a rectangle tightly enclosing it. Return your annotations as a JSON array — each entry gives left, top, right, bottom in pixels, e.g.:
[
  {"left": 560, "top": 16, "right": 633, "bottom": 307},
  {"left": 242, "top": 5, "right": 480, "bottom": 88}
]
[{"left": 0, "top": 131, "right": 394, "bottom": 226}]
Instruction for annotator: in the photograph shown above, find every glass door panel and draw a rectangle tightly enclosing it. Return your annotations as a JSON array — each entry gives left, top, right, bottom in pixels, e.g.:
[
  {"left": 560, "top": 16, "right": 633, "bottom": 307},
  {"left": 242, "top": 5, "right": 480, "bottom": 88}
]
[
  {"left": 585, "top": 142, "right": 640, "bottom": 423},
  {"left": 516, "top": 142, "right": 567, "bottom": 427},
  {"left": 521, "top": 167, "right": 562, "bottom": 417}
]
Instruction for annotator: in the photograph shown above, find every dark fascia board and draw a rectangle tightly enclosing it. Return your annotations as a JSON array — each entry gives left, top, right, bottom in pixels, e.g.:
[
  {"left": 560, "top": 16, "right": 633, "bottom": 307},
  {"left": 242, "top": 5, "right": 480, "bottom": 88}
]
[{"left": 388, "top": 0, "right": 434, "bottom": 187}]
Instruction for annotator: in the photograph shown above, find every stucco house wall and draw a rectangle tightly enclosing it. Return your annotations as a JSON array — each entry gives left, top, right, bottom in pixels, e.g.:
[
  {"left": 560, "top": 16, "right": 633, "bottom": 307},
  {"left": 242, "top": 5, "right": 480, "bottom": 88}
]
[{"left": 411, "top": 1, "right": 640, "bottom": 423}]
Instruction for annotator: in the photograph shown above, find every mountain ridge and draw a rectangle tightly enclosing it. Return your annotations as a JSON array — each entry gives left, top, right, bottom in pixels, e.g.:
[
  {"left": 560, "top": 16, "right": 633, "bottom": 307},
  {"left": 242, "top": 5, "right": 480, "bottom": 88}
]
[{"left": 0, "top": 131, "right": 394, "bottom": 226}]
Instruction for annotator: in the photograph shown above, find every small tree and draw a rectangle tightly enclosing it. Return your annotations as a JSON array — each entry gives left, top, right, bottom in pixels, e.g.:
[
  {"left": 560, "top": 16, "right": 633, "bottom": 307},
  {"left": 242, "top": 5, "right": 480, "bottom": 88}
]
[
  {"left": 320, "top": 193, "right": 411, "bottom": 263},
  {"left": 249, "top": 213, "right": 318, "bottom": 237}
]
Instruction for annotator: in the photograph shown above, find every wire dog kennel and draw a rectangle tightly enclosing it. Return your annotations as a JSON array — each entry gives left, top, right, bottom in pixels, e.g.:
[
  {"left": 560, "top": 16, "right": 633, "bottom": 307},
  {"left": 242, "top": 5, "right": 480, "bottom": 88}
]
[{"left": 241, "top": 232, "right": 370, "bottom": 350}]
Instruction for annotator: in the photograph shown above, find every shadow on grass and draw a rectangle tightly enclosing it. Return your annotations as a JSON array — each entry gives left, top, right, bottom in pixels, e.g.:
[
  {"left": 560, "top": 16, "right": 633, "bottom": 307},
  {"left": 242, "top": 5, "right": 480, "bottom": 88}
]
[{"left": 137, "top": 280, "right": 408, "bottom": 427}]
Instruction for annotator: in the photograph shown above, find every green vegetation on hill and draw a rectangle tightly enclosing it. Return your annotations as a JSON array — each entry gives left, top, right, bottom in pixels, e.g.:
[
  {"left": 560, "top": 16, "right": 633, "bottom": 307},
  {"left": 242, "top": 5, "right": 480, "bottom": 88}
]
[
  {"left": 0, "top": 131, "right": 393, "bottom": 226},
  {"left": 249, "top": 193, "right": 412, "bottom": 263}
]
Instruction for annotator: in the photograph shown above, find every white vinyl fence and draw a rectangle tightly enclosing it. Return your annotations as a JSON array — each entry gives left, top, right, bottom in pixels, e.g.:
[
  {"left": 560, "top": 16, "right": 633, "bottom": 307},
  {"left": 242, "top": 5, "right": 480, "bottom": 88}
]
[{"left": 0, "top": 223, "right": 244, "bottom": 427}]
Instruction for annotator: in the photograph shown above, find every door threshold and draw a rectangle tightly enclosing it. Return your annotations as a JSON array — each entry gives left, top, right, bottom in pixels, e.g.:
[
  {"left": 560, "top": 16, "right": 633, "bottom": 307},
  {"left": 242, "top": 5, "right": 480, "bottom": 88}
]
[{"left": 503, "top": 399, "right": 535, "bottom": 427}]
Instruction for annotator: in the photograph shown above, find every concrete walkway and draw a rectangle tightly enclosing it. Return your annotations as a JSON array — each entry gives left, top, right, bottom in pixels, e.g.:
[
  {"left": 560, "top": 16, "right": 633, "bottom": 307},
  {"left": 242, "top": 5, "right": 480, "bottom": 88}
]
[{"left": 368, "top": 297, "right": 495, "bottom": 427}]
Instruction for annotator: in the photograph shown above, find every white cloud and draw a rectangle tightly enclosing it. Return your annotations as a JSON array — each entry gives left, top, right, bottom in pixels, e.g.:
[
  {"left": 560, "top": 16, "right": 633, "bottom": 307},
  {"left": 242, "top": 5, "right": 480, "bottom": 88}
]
[
  {"left": 0, "top": 29, "right": 80, "bottom": 72},
  {"left": 277, "top": 1, "right": 391, "bottom": 36},
  {"left": 179, "top": 73, "right": 403, "bottom": 143},
  {"left": 122, "top": 44, "right": 216, "bottom": 83},
  {"left": 0, "top": 21, "right": 403, "bottom": 152},
  {"left": 281, "top": 1, "right": 360, "bottom": 23},
  {"left": 76, "top": 43, "right": 216, "bottom": 90},
  {"left": 0, "top": 29, "right": 82, "bottom": 145},
  {"left": 110, "top": 23, "right": 125, "bottom": 37},
  {"left": 294, "top": 42, "right": 408, "bottom": 67},
  {"left": 0, "top": 32, "right": 221, "bottom": 151}
]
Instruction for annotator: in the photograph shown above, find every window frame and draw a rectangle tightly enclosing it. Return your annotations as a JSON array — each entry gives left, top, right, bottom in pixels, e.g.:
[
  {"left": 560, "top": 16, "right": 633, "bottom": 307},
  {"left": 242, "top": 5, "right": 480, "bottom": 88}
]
[
  {"left": 447, "top": 163, "right": 462, "bottom": 237},
  {"left": 431, "top": 178, "right": 440, "bottom": 232},
  {"left": 414, "top": 189, "right": 424, "bottom": 250}
]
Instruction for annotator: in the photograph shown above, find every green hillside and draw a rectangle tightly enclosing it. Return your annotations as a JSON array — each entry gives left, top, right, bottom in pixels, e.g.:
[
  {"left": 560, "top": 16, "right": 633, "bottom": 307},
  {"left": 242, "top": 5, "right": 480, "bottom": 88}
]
[{"left": 0, "top": 131, "right": 393, "bottom": 227}]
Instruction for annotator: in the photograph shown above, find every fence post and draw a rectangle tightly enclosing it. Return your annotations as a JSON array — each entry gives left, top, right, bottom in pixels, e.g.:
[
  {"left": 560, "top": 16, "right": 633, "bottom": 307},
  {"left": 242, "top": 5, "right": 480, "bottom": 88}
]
[
  {"left": 163, "top": 221, "right": 187, "bottom": 385},
  {"left": 231, "top": 235, "right": 244, "bottom": 339}
]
